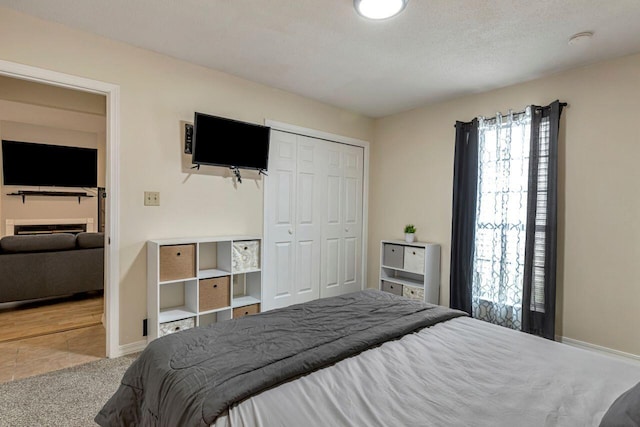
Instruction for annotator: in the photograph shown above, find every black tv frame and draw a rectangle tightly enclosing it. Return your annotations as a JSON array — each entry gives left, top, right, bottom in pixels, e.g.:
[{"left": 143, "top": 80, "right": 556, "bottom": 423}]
[{"left": 191, "top": 112, "right": 270, "bottom": 172}]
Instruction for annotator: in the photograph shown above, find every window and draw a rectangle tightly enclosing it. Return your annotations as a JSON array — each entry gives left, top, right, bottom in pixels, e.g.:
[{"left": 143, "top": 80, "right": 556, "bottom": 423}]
[
  {"left": 471, "top": 111, "right": 531, "bottom": 330},
  {"left": 451, "top": 101, "right": 563, "bottom": 339}
]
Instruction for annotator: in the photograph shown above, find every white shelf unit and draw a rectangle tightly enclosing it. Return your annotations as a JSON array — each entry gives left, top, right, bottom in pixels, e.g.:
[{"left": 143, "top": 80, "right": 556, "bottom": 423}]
[
  {"left": 379, "top": 240, "right": 440, "bottom": 304},
  {"left": 147, "top": 235, "right": 262, "bottom": 343}
]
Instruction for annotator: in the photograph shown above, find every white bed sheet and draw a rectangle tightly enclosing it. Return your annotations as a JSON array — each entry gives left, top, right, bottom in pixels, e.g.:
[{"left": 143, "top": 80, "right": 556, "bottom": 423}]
[{"left": 213, "top": 317, "right": 640, "bottom": 427}]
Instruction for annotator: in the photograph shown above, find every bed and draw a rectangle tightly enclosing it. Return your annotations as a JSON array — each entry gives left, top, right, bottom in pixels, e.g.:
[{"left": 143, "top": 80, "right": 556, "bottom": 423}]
[{"left": 96, "top": 290, "right": 640, "bottom": 427}]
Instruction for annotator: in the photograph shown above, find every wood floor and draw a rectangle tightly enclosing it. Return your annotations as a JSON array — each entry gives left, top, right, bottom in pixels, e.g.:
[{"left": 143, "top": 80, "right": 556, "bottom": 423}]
[
  {"left": 0, "top": 293, "right": 105, "bottom": 383},
  {"left": 0, "top": 293, "right": 103, "bottom": 343}
]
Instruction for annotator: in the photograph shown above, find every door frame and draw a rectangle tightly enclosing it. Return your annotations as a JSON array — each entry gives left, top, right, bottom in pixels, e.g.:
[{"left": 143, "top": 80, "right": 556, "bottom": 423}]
[
  {"left": 264, "top": 120, "right": 370, "bottom": 297},
  {"left": 0, "top": 59, "right": 121, "bottom": 358}
]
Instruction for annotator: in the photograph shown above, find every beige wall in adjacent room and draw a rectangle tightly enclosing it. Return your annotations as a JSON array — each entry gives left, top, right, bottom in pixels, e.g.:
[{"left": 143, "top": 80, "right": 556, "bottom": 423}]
[
  {"left": 370, "top": 52, "right": 640, "bottom": 355},
  {"left": 0, "top": 74, "right": 106, "bottom": 115},
  {"left": 0, "top": 8, "right": 374, "bottom": 346}
]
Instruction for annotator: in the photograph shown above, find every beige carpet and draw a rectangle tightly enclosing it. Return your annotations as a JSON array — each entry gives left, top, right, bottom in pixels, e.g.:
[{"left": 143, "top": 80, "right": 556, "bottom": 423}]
[{"left": 0, "top": 353, "right": 137, "bottom": 426}]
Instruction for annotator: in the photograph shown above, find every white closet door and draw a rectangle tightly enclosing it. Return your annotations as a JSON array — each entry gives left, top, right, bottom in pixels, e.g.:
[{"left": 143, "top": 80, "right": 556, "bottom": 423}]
[
  {"left": 263, "top": 131, "right": 322, "bottom": 310},
  {"left": 264, "top": 130, "right": 297, "bottom": 310},
  {"left": 265, "top": 130, "right": 364, "bottom": 310},
  {"left": 320, "top": 142, "right": 364, "bottom": 298},
  {"left": 293, "top": 136, "right": 322, "bottom": 304},
  {"left": 341, "top": 144, "right": 364, "bottom": 295},
  {"left": 320, "top": 141, "right": 343, "bottom": 297}
]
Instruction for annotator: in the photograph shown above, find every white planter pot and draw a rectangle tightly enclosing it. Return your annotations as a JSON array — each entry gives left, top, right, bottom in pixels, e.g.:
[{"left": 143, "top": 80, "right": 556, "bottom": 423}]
[{"left": 405, "top": 233, "right": 415, "bottom": 243}]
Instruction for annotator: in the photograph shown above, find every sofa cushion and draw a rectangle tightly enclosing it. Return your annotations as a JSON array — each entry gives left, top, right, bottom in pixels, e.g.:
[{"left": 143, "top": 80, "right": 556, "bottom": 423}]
[
  {"left": 0, "top": 233, "right": 76, "bottom": 253},
  {"left": 76, "top": 232, "right": 105, "bottom": 249}
]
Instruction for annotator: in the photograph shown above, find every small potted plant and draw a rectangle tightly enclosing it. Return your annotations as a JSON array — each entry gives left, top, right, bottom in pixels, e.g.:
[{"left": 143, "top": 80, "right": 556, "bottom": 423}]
[{"left": 404, "top": 224, "right": 416, "bottom": 243}]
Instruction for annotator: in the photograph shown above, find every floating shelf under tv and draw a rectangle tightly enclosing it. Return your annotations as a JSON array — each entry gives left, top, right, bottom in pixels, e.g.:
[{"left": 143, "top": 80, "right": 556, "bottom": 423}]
[{"left": 6, "top": 190, "right": 94, "bottom": 204}]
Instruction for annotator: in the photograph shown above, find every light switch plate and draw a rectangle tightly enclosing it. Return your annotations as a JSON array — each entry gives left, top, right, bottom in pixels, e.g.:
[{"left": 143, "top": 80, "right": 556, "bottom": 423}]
[{"left": 144, "top": 191, "right": 160, "bottom": 206}]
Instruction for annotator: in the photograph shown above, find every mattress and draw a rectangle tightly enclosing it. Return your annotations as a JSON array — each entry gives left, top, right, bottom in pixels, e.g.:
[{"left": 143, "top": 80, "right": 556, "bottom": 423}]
[
  {"left": 213, "top": 316, "right": 640, "bottom": 427},
  {"left": 96, "top": 291, "right": 465, "bottom": 426}
]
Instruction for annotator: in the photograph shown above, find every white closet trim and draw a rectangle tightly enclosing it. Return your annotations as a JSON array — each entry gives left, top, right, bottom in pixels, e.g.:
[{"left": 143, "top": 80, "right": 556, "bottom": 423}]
[
  {"left": 264, "top": 119, "right": 370, "bottom": 296},
  {"left": 265, "top": 120, "right": 370, "bottom": 148}
]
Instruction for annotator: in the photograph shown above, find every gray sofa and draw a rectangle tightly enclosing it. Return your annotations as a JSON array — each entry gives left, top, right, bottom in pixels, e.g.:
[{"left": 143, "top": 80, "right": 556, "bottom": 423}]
[{"left": 0, "top": 232, "right": 104, "bottom": 303}]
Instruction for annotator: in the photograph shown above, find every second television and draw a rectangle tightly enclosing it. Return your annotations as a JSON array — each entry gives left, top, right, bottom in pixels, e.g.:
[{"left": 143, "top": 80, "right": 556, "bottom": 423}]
[{"left": 191, "top": 113, "right": 270, "bottom": 170}]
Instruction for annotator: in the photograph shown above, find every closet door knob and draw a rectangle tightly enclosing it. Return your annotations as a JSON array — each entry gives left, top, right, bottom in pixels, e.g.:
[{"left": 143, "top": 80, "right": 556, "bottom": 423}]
[
  {"left": 345, "top": 227, "right": 349, "bottom": 232},
  {"left": 288, "top": 229, "right": 293, "bottom": 235}
]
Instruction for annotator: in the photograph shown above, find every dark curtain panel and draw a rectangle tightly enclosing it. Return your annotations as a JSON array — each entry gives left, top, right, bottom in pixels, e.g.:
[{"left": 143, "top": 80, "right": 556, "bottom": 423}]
[
  {"left": 522, "top": 100, "right": 564, "bottom": 339},
  {"left": 449, "top": 119, "right": 479, "bottom": 315}
]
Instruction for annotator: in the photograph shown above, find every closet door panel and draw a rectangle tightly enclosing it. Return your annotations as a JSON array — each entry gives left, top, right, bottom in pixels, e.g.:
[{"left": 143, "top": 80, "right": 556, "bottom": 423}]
[
  {"left": 344, "top": 237, "right": 358, "bottom": 285},
  {"left": 321, "top": 141, "right": 344, "bottom": 297},
  {"left": 274, "top": 242, "right": 293, "bottom": 298},
  {"left": 276, "top": 172, "right": 293, "bottom": 224},
  {"left": 326, "top": 176, "right": 341, "bottom": 225},
  {"left": 341, "top": 145, "right": 364, "bottom": 295},
  {"left": 264, "top": 131, "right": 297, "bottom": 310},
  {"left": 294, "top": 136, "right": 322, "bottom": 303},
  {"left": 325, "top": 237, "right": 340, "bottom": 289},
  {"left": 295, "top": 240, "right": 314, "bottom": 295}
]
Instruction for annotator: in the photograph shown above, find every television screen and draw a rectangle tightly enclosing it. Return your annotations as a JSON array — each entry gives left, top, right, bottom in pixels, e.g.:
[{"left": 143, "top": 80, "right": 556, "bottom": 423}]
[
  {"left": 2, "top": 140, "right": 98, "bottom": 188},
  {"left": 192, "top": 113, "right": 270, "bottom": 170}
]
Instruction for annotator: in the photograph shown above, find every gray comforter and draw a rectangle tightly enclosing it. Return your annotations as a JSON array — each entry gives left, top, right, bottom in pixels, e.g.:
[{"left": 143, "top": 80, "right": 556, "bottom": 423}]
[{"left": 95, "top": 290, "right": 466, "bottom": 427}]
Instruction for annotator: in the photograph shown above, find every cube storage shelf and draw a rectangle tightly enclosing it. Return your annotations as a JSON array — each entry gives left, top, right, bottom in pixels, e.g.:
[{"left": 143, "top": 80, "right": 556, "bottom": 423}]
[
  {"left": 147, "top": 235, "right": 262, "bottom": 342},
  {"left": 379, "top": 240, "right": 440, "bottom": 305}
]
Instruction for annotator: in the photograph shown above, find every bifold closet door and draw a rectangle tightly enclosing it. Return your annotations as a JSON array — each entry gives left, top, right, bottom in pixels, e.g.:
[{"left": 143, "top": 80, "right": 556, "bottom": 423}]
[
  {"left": 320, "top": 142, "right": 364, "bottom": 298},
  {"left": 263, "top": 131, "right": 321, "bottom": 310}
]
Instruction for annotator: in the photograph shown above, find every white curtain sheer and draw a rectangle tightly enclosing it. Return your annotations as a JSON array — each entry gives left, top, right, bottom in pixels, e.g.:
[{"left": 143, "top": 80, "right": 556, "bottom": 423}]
[{"left": 471, "top": 108, "right": 531, "bottom": 330}]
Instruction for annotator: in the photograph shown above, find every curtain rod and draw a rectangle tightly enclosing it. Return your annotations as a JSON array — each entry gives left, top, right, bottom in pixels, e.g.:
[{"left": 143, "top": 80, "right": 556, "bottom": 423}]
[{"left": 453, "top": 102, "right": 568, "bottom": 128}]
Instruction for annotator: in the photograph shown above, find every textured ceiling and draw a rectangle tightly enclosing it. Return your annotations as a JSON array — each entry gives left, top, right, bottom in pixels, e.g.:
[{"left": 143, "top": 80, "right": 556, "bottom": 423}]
[{"left": 2, "top": 0, "right": 640, "bottom": 117}]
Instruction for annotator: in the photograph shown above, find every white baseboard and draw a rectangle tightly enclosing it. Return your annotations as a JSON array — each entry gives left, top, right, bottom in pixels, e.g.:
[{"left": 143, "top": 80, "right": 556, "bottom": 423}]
[
  {"left": 111, "top": 339, "right": 147, "bottom": 358},
  {"left": 557, "top": 335, "right": 640, "bottom": 363}
]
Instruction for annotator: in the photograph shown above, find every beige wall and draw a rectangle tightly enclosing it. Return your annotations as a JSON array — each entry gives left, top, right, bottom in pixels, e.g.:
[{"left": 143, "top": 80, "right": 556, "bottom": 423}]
[
  {"left": 0, "top": 74, "right": 106, "bottom": 115},
  {"left": 370, "top": 52, "right": 640, "bottom": 355},
  {"left": 0, "top": 8, "right": 374, "bottom": 346}
]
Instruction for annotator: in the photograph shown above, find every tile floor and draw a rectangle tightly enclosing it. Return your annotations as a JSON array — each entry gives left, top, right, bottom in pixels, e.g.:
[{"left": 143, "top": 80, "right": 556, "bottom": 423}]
[{"left": 0, "top": 324, "right": 105, "bottom": 383}]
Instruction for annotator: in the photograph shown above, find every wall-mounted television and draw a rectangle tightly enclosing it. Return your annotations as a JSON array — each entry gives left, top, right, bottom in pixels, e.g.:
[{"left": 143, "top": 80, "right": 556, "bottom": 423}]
[
  {"left": 192, "top": 112, "right": 270, "bottom": 171},
  {"left": 2, "top": 140, "right": 98, "bottom": 188}
]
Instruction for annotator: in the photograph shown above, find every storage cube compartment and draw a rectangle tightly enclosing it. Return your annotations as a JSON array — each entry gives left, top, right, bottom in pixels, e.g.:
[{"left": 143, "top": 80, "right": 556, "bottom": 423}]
[
  {"left": 403, "top": 246, "right": 425, "bottom": 274},
  {"left": 233, "top": 303, "right": 260, "bottom": 318},
  {"left": 159, "top": 317, "right": 195, "bottom": 337},
  {"left": 381, "top": 280, "right": 403, "bottom": 296},
  {"left": 402, "top": 285, "right": 425, "bottom": 302},
  {"left": 159, "top": 244, "right": 196, "bottom": 281},
  {"left": 199, "top": 276, "right": 230, "bottom": 312},
  {"left": 232, "top": 240, "right": 260, "bottom": 272},
  {"left": 158, "top": 280, "right": 198, "bottom": 328},
  {"left": 383, "top": 244, "right": 404, "bottom": 269},
  {"left": 232, "top": 271, "right": 262, "bottom": 308}
]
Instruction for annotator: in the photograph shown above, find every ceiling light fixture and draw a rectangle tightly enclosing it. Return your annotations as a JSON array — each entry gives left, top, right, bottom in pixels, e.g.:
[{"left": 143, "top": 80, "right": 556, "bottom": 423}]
[
  {"left": 568, "top": 31, "right": 594, "bottom": 46},
  {"left": 354, "top": 0, "right": 409, "bottom": 20}
]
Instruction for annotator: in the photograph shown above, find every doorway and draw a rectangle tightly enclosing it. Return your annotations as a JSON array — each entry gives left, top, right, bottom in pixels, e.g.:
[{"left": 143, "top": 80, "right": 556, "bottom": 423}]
[{"left": 0, "top": 60, "right": 120, "bottom": 373}]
